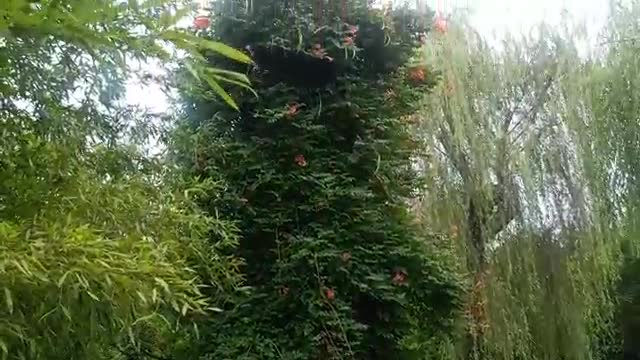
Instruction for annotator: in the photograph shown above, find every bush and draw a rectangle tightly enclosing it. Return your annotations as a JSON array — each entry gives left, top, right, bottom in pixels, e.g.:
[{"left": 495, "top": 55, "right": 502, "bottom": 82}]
[
  {"left": 175, "top": 1, "right": 464, "bottom": 358},
  {"left": 0, "top": 1, "right": 246, "bottom": 358}
]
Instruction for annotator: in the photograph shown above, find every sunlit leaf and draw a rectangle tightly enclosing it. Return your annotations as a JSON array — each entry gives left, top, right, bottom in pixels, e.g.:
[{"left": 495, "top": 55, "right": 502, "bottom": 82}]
[
  {"left": 203, "top": 76, "right": 239, "bottom": 111},
  {"left": 211, "top": 74, "right": 258, "bottom": 99},
  {"left": 3, "top": 288, "right": 13, "bottom": 315},
  {"left": 198, "top": 41, "right": 253, "bottom": 64},
  {"left": 86, "top": 291, "right": 100, "bottom": 301},
  {"left": 57, "top": 271, "right": 73, "bottom": 288}
]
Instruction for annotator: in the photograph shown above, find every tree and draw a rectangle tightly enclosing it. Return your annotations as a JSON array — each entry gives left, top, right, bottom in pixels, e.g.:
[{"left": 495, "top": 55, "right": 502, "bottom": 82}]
[
  {"left": 415, "top": 21, "right": 571, "bottom": 359},
  {"left": 415, "top": 4, "right": 640, "bottom": 359},
  {"left": 174, "top": 0, "right": 463, "bottom": 358},
  {"left": 0, "top": 1, "right": 248, "bottom": 358}
]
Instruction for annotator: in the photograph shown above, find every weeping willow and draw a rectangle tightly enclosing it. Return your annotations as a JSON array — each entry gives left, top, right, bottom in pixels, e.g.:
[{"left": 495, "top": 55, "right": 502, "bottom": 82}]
[{"left": 415, "top": 2, "right": 640, "bottom": 359}]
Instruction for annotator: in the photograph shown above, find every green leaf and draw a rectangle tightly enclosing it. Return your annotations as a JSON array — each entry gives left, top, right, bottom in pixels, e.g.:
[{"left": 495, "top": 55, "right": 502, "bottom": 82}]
[
  {"left": 137, "top": 291, "right": 148, "bottom": 304},
  {"left": 212, "top": 74, "right": 258, "bottom": 99},
  {"left": 199, "top": 41, "right": 252, "bottom": 64},
  {"left": 184, "top": 60, "right": 200, "bottom": 82},
  {"left": 193, "top": 322, "right": 200, "bottom": 339},
  {"left": 57, "top": 270, "right": 73, "bottom": 288},
  {"left": 39, "top": 307, "right": 58, "bottom": 322},
  {"left": 3, "top": 288, "right": 13, "bottom": 315},
  {"left": 132, "top": 313, "right": 157, "bottom": 326},
  {"left": 0, "top": 339, "right": 7, "bottom": 359},
  {"left": 207, "top": 68, "right": 252, "bottom": 84},
  {"left": 203, "top": 76, "right": 239, "bottom": 111},
  {"left": 11, "top": 260, "right": 31, "bottom": 277},
  {"left": 60, "top": 305, "right": 72, "bottom": 321},
  {"left": 86, "top": 291, "right": 100, "bottom": 301},
  {"left": 155, "top": 277, "right": 171, "bottom": 294},
  {"left": 180, "top": 302, "right": 189, "bottom": 316}
]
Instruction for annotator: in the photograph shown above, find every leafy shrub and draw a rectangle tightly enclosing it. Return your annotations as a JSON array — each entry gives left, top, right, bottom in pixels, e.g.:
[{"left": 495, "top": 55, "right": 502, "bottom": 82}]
[
  {"left": 175, "top": 1, "right": 464, "bottom": 359},
  {"left": 0, "top": 0, "right": 248, "bottom": 358}
]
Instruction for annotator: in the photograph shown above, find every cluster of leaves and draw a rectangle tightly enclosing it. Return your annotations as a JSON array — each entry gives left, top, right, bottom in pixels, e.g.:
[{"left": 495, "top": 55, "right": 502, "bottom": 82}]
[
  {"left": 414, "top": 2, "right": 640, "bottom": 359},
  {"left": 616, "top": 247, "right": 640, "bottom": 359},
  {"left": 582, "top": 3, "right": 640, "bottom": 358},
  {"left": 0, "top": 0, "right": 248, "bottom": 358},
  {"left": 174, "top": 1, "right": 463, "bottom": 359},
  {"left": 0, "top": 0, "right": 252, "bottom": 109}
]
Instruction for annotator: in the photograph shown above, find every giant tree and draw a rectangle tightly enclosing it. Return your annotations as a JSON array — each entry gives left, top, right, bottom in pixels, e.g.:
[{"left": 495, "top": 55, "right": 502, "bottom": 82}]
[{"left": 174, "top": 0, "right": 463, "bottom": 358}]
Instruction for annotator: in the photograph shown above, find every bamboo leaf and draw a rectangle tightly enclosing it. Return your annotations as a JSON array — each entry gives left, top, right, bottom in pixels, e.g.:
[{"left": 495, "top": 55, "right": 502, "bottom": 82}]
[
  {"left": 3, "top": 288, "right": 13, "bottom": 315},
  {"left": 11, "top": 260, "right": 31, "bottom": 277},
  {"left": 0, "top": 340, "right": 7, "bottom": 359},
  {"left": 132, "top": 313, "right": 156, "bottom": 326},
  {"left": 211, "top": 74, "right": 258, "bottom": 99},
  {"left": 198, "top": 41, "right": 252, "bottom": 64},
  {"left": 154, "top": 277, "right": 170, "bottom": 294},
  {"left": 60, "top": 305, "right": 72, "bottom": 321},
  {"left": 207, "top": 68, "right": 252, "bottom": 84},
  {"left": 57, "top": 270, "right": 73, "bottom": 288},
  {"left": 184, "top": 60, "right": 200, "bottom": 81},
  {"left": 203, "top": 76, "right": 239, "bottom": 111},
  {"left": 86, "top": 291, "right": 100, "bottom": 301},
  {"left": 193, "top": 322, "right": 200, "bottom": 339},
  {"left": 39, "top": 307, "right": 58, "bottom": 322},
  {"left": 136, "top": 291, "right": 148, "bottom": 304},
  {"left": 180, "top": 302, "right": 189, "bottom": 316}
]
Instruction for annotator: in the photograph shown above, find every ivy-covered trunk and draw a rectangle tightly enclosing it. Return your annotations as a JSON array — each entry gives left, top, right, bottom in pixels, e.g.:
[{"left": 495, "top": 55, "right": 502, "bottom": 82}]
[{"left": 175, "top": 0, "right": 463, "bottom": 358}]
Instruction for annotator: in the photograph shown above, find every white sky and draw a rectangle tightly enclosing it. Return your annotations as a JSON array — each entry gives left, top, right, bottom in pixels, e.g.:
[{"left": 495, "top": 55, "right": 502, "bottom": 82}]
[
  {"left": 463, "top": 0, "right": 608, "bottom": 36},
  {"left": 125, "top": 0, "right": 610, "bottom": 112}
]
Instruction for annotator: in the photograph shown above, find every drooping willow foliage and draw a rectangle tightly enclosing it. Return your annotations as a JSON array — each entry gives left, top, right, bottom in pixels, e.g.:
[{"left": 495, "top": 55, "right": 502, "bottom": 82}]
[{"left": 415, "top": 2, "right": 640, "bottom": 359}]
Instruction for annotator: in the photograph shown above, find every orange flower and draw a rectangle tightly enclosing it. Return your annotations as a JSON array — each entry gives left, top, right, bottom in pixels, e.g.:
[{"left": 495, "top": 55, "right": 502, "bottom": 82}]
[
  {"left": 392, "top": 268, "right": 408, "bottom": 285},
  {"left": 343, "top": 36, "right": 354, "bottom": 47},
  {"left": 286, "top": 102, "right": 300, "bottom": 118},
  {"left": 409, "top": 67, "right": 426, "bottom": 83},
  {"left": 294, "top": 154, "right": 307, "bottom": 167},
  {"left": 434, "top": 17, "right": 448, "bottom": 34},
  {"left": 311, "top": 44, "right": 326, "bottom": 58},
  {"left": 325, "top": 288, "right": 335, "bottom": 300},
  {"left": 449, "top": 224, "right": 459, "bottom": 239},
  {"left": 193, "top": 15, "right": 210, "bottom": 30}
]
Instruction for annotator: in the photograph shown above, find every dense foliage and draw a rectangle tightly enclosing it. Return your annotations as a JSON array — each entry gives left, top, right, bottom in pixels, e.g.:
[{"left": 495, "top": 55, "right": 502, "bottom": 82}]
[
  {"left": 415, "top": 3, "right": 640, "bottom": 359},
  {"left": 173, "top": 0, "right": 464, "bottom": 359},
  {"left": 3, "top": 0, "right": 640, "bottom": 359},
  {"left": 0, "top": 0, "right": 248, "bottom": 358}
]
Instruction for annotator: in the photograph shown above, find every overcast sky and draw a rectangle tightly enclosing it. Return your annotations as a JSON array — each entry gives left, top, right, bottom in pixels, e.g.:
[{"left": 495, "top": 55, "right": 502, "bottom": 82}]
[
  {"left": 125, "top": 0, "right": 611, "bottom": 112},
  {"left": 464, "top": 0, "right": 608, "bottom": 35}
]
